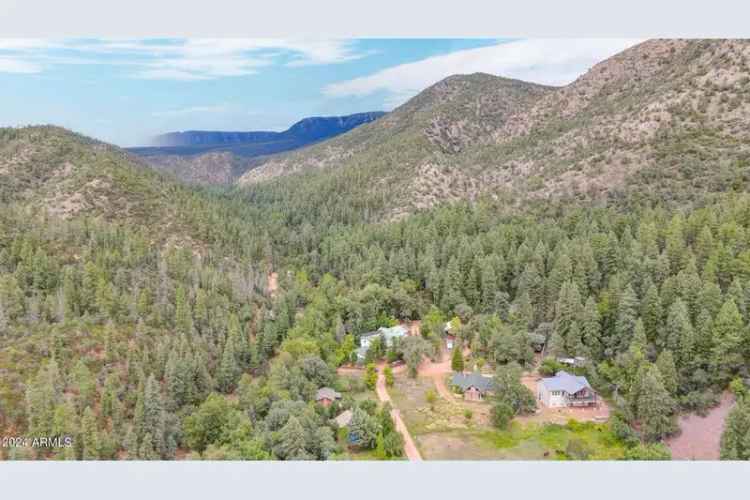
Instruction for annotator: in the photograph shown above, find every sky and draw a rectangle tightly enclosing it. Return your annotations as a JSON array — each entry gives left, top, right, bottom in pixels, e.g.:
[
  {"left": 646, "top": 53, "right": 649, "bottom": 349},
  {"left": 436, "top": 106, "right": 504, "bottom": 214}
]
[{"left": 0, "top": 38, "right": 641, "bottom": 146}]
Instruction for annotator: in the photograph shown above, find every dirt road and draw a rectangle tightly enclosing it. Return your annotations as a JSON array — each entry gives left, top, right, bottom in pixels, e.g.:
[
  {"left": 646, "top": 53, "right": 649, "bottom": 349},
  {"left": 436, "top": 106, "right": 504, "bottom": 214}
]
[
  {"left": 375, "top": 365, "right": 423, "bottom": 461},
  {"left": 432, "top": 371, "right": 456, "bottom": 402},
  {"left": 418, "top": 343, "right": 471, "bottom": 404},
  {"left": 267, "top": 272, "right": 278, "bottom": 297}
]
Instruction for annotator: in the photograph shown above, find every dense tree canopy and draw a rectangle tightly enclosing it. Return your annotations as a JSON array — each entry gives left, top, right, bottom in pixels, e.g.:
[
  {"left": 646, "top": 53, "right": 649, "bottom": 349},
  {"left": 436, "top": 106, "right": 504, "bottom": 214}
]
[{"left": 5, "top": 126, "right": 750, "bottom": 460}]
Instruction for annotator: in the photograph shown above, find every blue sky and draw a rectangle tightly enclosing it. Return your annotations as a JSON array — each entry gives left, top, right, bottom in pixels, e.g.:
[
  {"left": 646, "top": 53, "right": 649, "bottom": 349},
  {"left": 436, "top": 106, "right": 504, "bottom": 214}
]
[{"left": 0, "top": 38, "right": 640, "bottom": 146}]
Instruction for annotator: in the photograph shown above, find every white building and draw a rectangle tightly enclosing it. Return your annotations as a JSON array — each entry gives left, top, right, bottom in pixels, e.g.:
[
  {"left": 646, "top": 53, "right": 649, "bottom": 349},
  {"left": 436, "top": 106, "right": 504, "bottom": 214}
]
[
  {"left": 355, "top": 325, "right": 409, "bottom": 362},
  {"left": 444, "top": 321, "right": 457, "bottom": 350},
  {"left": 538, "top": 371, "right": 598, "bottom": 408}
]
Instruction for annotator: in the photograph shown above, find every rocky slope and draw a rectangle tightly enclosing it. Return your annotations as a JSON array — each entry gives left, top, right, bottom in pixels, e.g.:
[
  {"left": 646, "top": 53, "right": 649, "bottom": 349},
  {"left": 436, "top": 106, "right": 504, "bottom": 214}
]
[
  {"left": 0, "top": 126, "right": 267, "bottom": 255},
  {"left": 238, "top": 39, "right": 750, "bottom": 218}
]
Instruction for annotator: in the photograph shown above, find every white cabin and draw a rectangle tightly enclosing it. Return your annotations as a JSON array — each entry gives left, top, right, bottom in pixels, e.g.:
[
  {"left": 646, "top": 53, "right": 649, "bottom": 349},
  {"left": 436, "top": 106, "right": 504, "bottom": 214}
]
[{"left": 538, "top": 371, "right": 597, "bottom": 408}]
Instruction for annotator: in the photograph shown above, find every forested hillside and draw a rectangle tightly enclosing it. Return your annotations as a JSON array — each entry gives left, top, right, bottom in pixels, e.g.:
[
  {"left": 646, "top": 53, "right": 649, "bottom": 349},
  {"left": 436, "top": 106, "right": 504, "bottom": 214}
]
[
  {"left": 0, "top": 127, "right": 400, "bottom": 460},
  {"left": 239, "top": 39, "right": 750, "bottom": 219},
  {"left": 3, "top": 39, "right": 750, "bottom": 461}
]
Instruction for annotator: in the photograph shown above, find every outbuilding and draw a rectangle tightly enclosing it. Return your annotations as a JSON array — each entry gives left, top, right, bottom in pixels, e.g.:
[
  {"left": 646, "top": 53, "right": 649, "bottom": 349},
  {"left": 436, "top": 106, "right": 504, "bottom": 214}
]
[
  {"left": 316, "top": 387, "right": 342, "bottom": 407},
  {"left": 450, "top": 372, "right": 494, "bottom": 401}
]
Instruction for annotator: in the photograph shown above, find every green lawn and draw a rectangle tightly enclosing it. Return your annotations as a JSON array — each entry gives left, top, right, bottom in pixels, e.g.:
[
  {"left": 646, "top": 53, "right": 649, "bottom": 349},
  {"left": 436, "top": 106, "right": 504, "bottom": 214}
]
[
  {"left": 415, "top": 420, "right": 627, "bottom": 460},
  {"left": 388, "top": 373, "right": 626, "bottom": 460}
]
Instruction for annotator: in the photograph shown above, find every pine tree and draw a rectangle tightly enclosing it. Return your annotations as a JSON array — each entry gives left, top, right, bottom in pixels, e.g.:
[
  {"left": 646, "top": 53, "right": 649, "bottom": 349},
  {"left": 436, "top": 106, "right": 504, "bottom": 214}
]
[
  {"left": 100, "top": 372, "right": 120, "bottom": 420},
  {"left": 143, "top": 375, "right": 166, "bottom": 458},
  {"left": 613, "top": 285, "right": 639, "bottom": 354},
  {"left": 123, "top": 425, "right": 139, "bottom": 459},
  {"left": 441, "top": 257, "right": 465, "bottom": 312},
  {"left": 554, "top": 281, "right": 582, "bottom": 352},
  {"left": 581, "top": 296, "right": 602, "bottom": 359},
  {"left": 25, "top": 359, "right": 61, "bottom": 437},
  {"left": 640, "top": 282, "right": 662, "bottom": 342},
  {"left": 699, "top": 281, "right": 723, "bottom": 319},
  {"left": 665, "top": 214, "right": 686, "bottom": 274},
  {"left": 566, "top": 321, "right": 586, "bottom": 358},
  {"left": 633, "top": 363, "right": 677, "bottom": 442},
  {"left": 695, "top": 225, "right": 715, "bottom": 268},
  {"left": 728, "top": 278, "right": 747, "bottom": 321},
  {"left": 174, "top": 286, "right": 194, "bottom": 337},
  {"left": 663, "top": 299, "right": 692, "bottom": 353},
  {"left": 693, "top": 308, "right": 714, "bottom": 366},
  {"left": 656, "top": 350, "right": 678, "bottom": 396},
  {"left": 139, "top": 432, "right": 160, "bottom": 460},
  {"left": 276, "top": 416, "right": 311, "bottom": 460},
  {"left": 217, "top": 339, "right": 241, "bottom": 393},
  {"left": 720, "top": 397, "right": 750, "bottom": 459},
  {"left": 510, "top": 291, "right": 534, "bottom": 331},
  {"left": 61, "top": 267, "right": 78, "bottom": 318},
  {"left": 0, "top": 298, "right": 8, "bottom": 337},
  {"left": 547, "top": 329, "right": 566, "bottom": 358},
  {"left": 629, "top": 319, "right": 648, "bottom": 360},
  {"left": 383, "top": 364, "right": 394, "bottom": 387},
  {"left": 133, "top": 379, "right": 146, "bottom": 443},
  {"left": 228, "top": 312, "right": 252, "bottom": 369},
  {"left": 95, "top": 276, "right": 115, "bottom": 319},
  {"left": 479, "top": 257, "right": 499, "bottom": 313},
  {"left": 80, "top": 406, "right": 101, "bottom": 460},
  {"left": 193, "top": 288, "right": 209, "bottom": 333},
  {"left": 164, "top": 349, "right": 185, "bottom": 410},
  {"left": 451, "top": 342, "right": 464, "bottom": 372},
  {"left": 72, "top": 359, "right": 95, "bottom": 412},
  {"left": 516, "top": 263, "right": 543, "bottom": 322},
  {"left": 711, "top": 299, "right": 745, "bottom": 383},
  {"left": 548, "top": 254, "right": 573, "bottom": 318}
]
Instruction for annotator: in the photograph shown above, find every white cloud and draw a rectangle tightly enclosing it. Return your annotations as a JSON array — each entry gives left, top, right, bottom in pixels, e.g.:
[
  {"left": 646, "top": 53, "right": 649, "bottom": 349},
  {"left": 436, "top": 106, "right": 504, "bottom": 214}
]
[
  {"left": 0, "top": 57, "right": 42, "bottom": 73},
  {"left": 0, "top": 39, "right": 60, "bottom": 51},
  {"left": 324, "top": 38, "right": 643, "bottom": 108},
  {"left": 0, "top": 38, "right": 366, "bottom": 78}
]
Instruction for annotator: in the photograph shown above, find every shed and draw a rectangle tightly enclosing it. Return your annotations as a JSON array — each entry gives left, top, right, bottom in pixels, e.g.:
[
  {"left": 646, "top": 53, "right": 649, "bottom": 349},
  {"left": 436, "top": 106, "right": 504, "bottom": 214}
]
[{"left": 316, "top": 387, "right": 342, "bottom": 407}]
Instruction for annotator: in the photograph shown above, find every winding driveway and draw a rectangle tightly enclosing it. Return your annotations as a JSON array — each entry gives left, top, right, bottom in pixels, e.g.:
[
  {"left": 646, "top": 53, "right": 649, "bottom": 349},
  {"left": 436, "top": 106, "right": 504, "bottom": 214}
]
[{"left": 375, "top": 365, "right": 423, "bottom": 461}]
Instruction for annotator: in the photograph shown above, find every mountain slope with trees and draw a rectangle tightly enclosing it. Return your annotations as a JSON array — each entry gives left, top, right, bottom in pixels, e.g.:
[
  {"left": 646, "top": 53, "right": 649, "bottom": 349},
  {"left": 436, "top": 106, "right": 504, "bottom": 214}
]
[
  {"left": 3, "top": 39, "right": 750, "bottom": 461},
  {"left": 238, "top": 39, "right": 750, "bottom": 219}
]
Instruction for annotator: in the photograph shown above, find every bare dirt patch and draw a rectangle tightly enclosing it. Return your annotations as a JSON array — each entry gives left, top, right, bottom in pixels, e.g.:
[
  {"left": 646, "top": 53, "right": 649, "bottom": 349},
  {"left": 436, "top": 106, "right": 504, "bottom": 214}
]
[
  {"left": 267, "top": 272, "right": 278, "bottom": 297},
  {"left": 667, "top": 392, "right": 735, "bottom": 460}
]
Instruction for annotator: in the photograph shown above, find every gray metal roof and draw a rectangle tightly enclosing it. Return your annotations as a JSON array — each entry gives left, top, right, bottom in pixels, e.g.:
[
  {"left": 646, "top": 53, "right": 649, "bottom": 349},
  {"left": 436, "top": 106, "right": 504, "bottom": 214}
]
[
  {"left": 540, "top": 371, "right": 591, "bottom": 394},
  {"left": 334, "top": 409, "right": 353, "bottom": 427},
  {"left": 451, "top": 372, "right": 494, "bottom": 393},
  {"left": 357, "top": 325, "right": 408, "bottom": 360},
  {"left": 316, "top": 387, "right": 342, "bottom": 401},
  {"left": 378, "top": 325, "right": 408, "bottom": 342}
]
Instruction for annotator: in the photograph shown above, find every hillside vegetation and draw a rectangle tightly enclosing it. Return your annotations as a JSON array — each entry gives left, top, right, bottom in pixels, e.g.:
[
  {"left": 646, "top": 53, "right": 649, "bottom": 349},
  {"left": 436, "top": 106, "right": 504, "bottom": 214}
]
[
  {"left": 239, "top": 40, "right": 750, "bottom": 218},
  {"left": 3, "top": 39, "right": 750, "bottom": 461}
]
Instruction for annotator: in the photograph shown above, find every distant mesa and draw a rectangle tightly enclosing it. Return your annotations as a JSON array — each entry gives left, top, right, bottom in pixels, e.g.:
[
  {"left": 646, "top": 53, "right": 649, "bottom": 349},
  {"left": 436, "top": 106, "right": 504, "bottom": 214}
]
[{"left": 138, "top": 111, "right": 386, "bottom": 155}]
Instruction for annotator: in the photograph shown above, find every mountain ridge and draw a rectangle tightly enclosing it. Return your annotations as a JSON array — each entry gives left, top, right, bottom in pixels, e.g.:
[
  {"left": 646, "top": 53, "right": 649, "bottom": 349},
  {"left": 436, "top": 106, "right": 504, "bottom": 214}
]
[
  {"left": 127, "top": 112, "right": 385, "bottom": 185},
  {"left": 237, "top": 39, "right": 750, "bottom": 219},
  {"left": 146, "top": 111, "right": 386, "bottom": 150}
]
